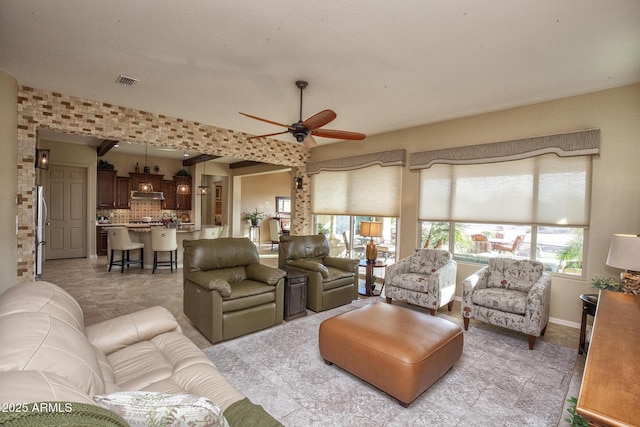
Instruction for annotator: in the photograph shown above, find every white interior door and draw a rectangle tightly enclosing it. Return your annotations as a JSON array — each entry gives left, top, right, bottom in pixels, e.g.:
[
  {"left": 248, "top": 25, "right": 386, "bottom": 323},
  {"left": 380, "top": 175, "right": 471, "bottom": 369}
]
[{"left": 45, "top": 164, "right": 87, "bottom": 259}]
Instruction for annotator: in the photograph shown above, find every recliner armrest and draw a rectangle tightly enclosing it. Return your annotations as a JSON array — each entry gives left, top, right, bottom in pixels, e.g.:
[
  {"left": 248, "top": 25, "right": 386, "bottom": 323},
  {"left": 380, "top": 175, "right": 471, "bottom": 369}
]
[
  {"left": 246, "top": 263, "right": 286, "bottom": 286},
  {"left": 86, "top": 306, "right": 180, "bottom": 355},
  {"left": 323, "top": 256, "right": 358, "bottom": 273},
  {"left": 184, "top": 270, "right": 232, "bottom": 296},
  {"left": 285, "top": 260, "right": 330, "bottom": 278}
]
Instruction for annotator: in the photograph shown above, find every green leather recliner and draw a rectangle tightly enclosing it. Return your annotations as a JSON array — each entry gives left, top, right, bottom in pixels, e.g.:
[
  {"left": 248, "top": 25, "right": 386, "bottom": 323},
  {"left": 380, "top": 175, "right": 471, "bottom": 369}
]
[
  {"left": 278, "top": 234, "right": 359, "bottom": 312},
  {"left": 183, "top": 238, "right": 285, "bottom": 343}
]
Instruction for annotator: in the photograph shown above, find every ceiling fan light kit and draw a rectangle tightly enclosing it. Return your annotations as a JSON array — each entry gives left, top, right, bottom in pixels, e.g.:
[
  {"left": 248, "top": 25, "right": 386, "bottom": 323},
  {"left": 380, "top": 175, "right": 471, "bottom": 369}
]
[{"left": 240, "top": 80, "right": 366, "bottom": 147}]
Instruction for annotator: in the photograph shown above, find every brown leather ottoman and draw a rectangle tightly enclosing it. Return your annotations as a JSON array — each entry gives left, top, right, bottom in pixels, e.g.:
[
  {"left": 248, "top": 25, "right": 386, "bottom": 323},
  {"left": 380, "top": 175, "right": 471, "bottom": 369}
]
[{"left": 319, "top": 302, "right": 463, "bottom": 407}]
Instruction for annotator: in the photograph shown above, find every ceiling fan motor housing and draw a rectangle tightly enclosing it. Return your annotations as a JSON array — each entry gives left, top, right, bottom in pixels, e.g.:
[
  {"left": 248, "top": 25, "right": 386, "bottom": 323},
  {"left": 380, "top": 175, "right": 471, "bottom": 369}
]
[{"left": 291, "top": 122, "right": 309, "bottom": 142}]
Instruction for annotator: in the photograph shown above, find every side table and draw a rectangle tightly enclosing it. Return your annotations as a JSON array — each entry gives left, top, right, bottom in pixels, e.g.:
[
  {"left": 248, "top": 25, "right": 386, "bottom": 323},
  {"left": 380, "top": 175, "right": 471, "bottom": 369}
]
[
  {"left": 283, "top": 267, "right": 308, "bottom": 320},
  {"left": 579, "top": 293, "right": 598, "bottom": 354},
  {"left": 358, "top": 260, "right": 387, "bottom": 296},
  {"left": 249, "top": 225, "right": 261, "bottom": 245}
]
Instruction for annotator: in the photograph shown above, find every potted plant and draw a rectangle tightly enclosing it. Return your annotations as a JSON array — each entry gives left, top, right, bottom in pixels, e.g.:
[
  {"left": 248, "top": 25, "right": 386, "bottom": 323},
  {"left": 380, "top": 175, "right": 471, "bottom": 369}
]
[
  {"left": 243, "top": 208, "right": 266, "bottom": 226},
  {"left": 97, "top": 159, "right": 115, "bottom": 171},
  {"left": 175, "top": 169, "right": 191, "bottom": 177}
]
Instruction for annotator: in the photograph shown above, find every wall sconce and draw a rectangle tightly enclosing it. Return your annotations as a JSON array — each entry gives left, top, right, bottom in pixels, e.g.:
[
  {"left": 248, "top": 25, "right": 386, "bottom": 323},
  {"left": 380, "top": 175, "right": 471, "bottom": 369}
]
[
  {"left": 35, "top": 149, "right": 50, "bottom": 170},
  {"left": 296, "top": 177, "right": 303, "bottom": 190}
]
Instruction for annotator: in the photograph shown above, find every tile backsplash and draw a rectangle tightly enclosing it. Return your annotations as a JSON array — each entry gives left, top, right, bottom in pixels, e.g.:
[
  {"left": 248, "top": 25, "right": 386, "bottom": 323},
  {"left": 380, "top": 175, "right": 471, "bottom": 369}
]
[{"left": 98, "top": 200, "right": 191, "bottom": 223}]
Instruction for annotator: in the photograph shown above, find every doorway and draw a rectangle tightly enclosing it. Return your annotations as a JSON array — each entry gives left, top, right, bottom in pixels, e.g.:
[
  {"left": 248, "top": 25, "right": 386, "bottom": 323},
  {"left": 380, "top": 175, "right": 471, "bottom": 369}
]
[{"left": 44, "top": 164, "right": 87, "bottom": 260}]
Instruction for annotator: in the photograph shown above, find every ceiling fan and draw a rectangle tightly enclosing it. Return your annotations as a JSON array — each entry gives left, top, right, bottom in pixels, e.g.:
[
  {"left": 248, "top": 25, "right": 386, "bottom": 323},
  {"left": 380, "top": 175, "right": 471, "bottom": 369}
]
[{"left": 240, "top": 80, "right": 366, "bottom": 148}]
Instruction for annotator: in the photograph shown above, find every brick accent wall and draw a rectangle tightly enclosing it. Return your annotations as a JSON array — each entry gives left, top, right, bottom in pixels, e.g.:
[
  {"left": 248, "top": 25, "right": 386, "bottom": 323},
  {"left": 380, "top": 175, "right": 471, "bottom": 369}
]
[{"left": 17, "top": 86, "right": 312, "bottom": 281}]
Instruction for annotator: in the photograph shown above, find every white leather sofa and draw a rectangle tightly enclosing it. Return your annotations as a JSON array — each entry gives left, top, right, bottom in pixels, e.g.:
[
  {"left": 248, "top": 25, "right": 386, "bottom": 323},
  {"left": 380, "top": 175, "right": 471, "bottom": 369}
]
[{"left": 0, "top": 281, "right": 281, "bottom": 426}]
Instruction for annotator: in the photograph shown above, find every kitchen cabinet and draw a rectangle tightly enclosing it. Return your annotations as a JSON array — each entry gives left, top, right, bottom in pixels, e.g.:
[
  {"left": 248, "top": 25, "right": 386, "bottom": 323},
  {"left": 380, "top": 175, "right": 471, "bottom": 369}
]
[
  {"left": 162, "top": 180, "right": 176, "bottom": 209},
  {"left": 96, "top": 170, "right": 117, "bottom": 208},
  {"left": 115, "top": 176, "right": 131, "bottom": 209},
  {"left": 174, "top": 176, "right": 192, "bottom": 209},
  {"left": 96, "top": 226, "right": 109, "bottom": 256},
  {"left": 129, "top": 172, "right": 164, "bottom": 193}
]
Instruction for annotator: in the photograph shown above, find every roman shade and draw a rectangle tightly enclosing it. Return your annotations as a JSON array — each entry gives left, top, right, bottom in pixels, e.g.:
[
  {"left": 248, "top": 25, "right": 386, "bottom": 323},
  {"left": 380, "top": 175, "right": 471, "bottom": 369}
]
[
  {"left": 308, "top": 149, "right": 405, "bottom": 217},
  {"left": 415, "top": 130, "right": 599, "bottom": 226}
]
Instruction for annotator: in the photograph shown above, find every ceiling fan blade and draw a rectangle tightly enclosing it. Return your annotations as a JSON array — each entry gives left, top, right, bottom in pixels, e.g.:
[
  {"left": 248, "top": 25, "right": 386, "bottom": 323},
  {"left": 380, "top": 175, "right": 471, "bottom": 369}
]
[
  {"left": 302, "top": 109, "right": 336, "bottom": 130},
  {"left": 239, "top": 112, "right": 291, "bottom": 129},
  {"left": 312, "top": 128, "right": 366, "bottom": 140},
  {"left": 247, "top": 130, "right": 289, "bottom": 140},
  {"left": 303, "top": 135, "right": 318, "bottom": 148}
]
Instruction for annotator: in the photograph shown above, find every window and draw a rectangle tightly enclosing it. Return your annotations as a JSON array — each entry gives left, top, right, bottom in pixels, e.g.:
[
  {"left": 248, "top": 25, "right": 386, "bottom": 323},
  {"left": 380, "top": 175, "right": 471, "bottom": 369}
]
[
  {"left": 275, "top": 196, "right": 290, "bottom": 215},
  {"left": 413, "top": 130, "right": 598, "bottom": 277},
  {"left": 422, "top": 222, "right": 585, "bottom": 274},
  {"left": 315, "top": 215, "right": 396, "bottom": 262}
]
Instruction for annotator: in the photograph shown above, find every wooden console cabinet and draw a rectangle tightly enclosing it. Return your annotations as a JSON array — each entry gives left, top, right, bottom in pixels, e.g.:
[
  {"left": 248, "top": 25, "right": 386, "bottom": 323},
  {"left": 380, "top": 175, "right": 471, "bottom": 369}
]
[
  {"left": 283, "top": 268, "right": 308, "bottom": 320},
  {"left": 577, "top": 290, "right": 640, "bottom": 426}
]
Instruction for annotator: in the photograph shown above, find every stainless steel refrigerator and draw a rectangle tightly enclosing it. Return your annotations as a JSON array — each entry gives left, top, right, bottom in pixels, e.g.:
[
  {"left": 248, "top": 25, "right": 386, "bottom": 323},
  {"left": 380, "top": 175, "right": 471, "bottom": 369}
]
[{"left": 35, "top": 184, "right": 47, "bottom": 277}]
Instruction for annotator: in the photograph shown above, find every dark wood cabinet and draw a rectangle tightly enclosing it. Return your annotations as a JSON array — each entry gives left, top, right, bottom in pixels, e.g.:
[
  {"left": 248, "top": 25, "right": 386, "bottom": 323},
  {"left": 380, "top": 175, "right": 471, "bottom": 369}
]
[
  {"left": 174, "top": 176, "right": 192, "bottom": 209},
  {"left": 129, "top": 172, "right": 164, "bottom": 193},
  {"left": 283, "top": 268, "right": 308, "bottom": 320},
  {"left": 96, "top": 226, "right": 109, "bottom": 256},
  {"left": 96, "top": 170, "right": 117, "bottom": 208},
  {"left": 162, "top": 180, "right": 176, "bottom": 209},
  {"left": 115, "top": 176, "right": 131, "bottom": 209}
]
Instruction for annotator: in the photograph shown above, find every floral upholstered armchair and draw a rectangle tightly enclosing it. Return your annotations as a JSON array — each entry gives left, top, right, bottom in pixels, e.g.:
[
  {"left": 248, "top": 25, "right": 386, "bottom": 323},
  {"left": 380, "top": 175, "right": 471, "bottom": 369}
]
[
  {"left": 462, "top": 258, "right": 551, "bottom": 350},
  {"left": 385, "top": 249, "right": 457, "bottom": 315}
]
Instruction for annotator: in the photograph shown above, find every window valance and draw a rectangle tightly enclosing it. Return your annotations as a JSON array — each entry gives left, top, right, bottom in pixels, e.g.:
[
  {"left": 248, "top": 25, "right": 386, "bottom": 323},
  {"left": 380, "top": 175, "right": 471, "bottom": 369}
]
[
  {"left": 306, "top": 149, "right": 406, "bottom": 175},
  {"left": 410, "top": 129, "right": 599, "bottom": 170}
]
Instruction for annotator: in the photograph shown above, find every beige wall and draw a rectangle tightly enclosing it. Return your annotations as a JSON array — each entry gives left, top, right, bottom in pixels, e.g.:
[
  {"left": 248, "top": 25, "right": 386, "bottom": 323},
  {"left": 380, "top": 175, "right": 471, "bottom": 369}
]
[
  {"left": 0, "top": 69, "right": 18, "bottom": 293},
  {"left": 310, "top": 83, "right": 640, "bottom": 326},
  {"left": 237, "top": 171, "right": 292, "bottom": 242}
]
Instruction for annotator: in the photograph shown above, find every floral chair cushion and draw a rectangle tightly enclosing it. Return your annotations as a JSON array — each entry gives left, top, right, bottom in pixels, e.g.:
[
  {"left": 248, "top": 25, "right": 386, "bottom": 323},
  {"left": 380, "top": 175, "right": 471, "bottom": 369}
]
[
  {"left": 486, "top": 258, "right": 544, "bottom": 293},
  {"left": 409, "top": 249, "right": 451, "bottom": 275},
  {"left": 471, "top": 288, "right": 528, "bottom": 315}
]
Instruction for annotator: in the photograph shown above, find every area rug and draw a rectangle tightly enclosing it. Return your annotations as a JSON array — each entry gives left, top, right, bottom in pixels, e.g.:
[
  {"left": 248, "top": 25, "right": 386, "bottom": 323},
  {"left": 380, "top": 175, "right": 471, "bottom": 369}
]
[{"left": 203, "top": 298, "right": 576, "bottom": 427}]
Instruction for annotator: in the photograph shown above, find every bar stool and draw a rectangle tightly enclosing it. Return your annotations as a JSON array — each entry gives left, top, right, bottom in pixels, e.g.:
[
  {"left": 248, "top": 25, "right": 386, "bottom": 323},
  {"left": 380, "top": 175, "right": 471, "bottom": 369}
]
[
  {"left": 151, "top": 228, "right": 178, "bottom": 273},
  {"left": 108, "top": 227, "right": 144, "bottom": 273}
]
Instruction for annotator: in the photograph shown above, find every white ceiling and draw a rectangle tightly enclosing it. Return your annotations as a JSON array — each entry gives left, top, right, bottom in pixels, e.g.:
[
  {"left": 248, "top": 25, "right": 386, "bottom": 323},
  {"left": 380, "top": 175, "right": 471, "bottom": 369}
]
[{"left": 1, "top": 0, "right": 639, "bottom": 154}]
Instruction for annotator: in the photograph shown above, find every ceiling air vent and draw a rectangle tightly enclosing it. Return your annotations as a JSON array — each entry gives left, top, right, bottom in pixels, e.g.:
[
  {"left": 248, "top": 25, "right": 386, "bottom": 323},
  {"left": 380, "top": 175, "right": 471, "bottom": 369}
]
[{"left": 115, "top": 75, "right": 139, "bottom": 87}]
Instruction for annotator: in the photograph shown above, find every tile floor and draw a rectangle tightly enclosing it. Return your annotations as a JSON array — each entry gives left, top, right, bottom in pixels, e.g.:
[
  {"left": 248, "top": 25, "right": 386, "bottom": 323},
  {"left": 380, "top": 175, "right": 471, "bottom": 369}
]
[{"left": 37, "top": 245, "right": 584, "bottom": 426}]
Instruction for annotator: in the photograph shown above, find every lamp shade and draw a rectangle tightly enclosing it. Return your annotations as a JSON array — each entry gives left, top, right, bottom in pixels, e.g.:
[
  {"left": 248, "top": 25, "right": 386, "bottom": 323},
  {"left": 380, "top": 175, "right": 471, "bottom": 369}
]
[
  {"left": 360, "top": 221, "right": 383, "bottom": 238},
  {"left": 606, "top": 234, "right": 640, "bottom": 271}
]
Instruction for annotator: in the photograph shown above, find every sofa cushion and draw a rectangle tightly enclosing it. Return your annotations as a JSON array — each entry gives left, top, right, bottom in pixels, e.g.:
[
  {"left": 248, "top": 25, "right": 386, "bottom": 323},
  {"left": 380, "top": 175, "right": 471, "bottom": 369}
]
[
  {"left": 93, "top": 391, "right": 229, "bottom": 427},
  {"left": 0, "top": 370, "right": 97, "bottom": 405},
  {"left": 486, "top": 258, "right": 544, "bottom": 292},
  {"left": 0, "top": 312, "right": 105, "bottom": 395},
  {"left": 472, "top": 288, "right": 528, "bottom": 315},
  {"left": 0, "top": 281, "right": 85, "bottom": 333},
  {"left": 107, "top": 341, "right": 175, "bottom": 391}
]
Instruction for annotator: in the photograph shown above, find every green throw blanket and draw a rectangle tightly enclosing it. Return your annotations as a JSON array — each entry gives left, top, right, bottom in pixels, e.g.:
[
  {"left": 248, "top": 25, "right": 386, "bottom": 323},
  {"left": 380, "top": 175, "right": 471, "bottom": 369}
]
[
  {"left": 0, "top": 402, "right": 128, "bottom": 426},
  {"left": 224, "top": 398, "right": 284, "bottom": 427}
]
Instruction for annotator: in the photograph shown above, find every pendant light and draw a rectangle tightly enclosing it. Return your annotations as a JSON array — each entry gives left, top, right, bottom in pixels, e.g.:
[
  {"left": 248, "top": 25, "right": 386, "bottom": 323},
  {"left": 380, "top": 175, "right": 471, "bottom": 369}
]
[
  {"left": 197, "top": 155, "right": 211, "bottom": 196},
  {"left": 138, "top": 145, "right": 153, "bottom": 193},
  {"left": 176, "top": 151, "right": 191, "bottom": 195}
]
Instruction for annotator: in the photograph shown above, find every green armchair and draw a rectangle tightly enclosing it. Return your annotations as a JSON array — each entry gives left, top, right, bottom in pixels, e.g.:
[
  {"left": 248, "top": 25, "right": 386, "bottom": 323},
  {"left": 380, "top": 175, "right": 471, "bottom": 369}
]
[
  {"left": 278, "top": 234, "right": 359, "bottom": 312},
  {"left": 183, "top": 238, "right": 285, "bottom": 343}
]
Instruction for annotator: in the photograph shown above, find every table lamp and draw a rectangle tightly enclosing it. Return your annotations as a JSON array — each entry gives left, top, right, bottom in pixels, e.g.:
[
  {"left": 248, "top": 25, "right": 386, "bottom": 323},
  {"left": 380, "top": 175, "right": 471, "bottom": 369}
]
[
  {"left": 605, "top": 234, "right": 640, "bottom": 294},
  {"left": 360, "top": 221, "right": 383, "bottom": 263}
]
